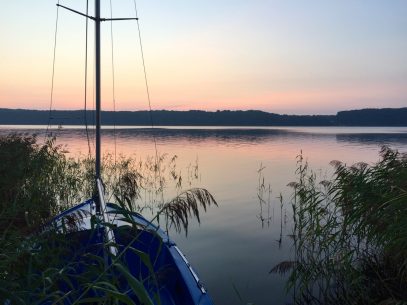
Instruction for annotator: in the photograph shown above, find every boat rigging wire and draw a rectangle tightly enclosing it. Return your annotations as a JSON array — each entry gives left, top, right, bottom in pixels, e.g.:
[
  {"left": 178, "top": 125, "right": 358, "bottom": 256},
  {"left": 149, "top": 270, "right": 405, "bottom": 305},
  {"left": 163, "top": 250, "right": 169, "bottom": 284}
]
[
  {"left": 133, "top": 0, "right": 162, "bottom": 195},
  {"left": 46, "top": 0, "right": 162, "bottom": 202},
  {"left": 133, "top": 0, "right": 156, "bottom": 132},
  {"left": 45, "top": 0, "right": 61, "bottom": 140},
  {"left": 84, "top": 0, "right": 92, "bottom": 157},
  {"left": 92, "top": 44, "right": 96, "bottom": 150},
  {"left": 109, "top": 0, "right": 117, "bottom": 165}
]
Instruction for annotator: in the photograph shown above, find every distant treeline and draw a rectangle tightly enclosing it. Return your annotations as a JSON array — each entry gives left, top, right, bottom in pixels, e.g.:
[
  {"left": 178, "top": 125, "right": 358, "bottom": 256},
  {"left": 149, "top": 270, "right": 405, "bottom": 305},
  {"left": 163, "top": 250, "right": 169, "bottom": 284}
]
[{"left": 0, "top": 108, "right": 406, "bottom": 126}]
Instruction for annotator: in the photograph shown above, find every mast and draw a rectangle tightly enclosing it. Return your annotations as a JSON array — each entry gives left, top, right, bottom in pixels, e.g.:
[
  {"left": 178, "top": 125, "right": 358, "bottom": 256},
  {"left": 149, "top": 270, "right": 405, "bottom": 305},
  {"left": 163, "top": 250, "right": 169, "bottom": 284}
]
[
  {"left": 56, "top": 0, "right": 138, "bottom": 183},
  {"left": 95, "top": 0, "right": 101, "bottom": 180}
]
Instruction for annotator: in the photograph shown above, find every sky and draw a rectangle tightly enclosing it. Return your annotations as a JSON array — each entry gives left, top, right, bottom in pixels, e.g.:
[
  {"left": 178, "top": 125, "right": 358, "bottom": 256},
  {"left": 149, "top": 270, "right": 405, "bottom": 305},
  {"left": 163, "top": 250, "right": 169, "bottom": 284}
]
[{"left": 0, "top": 0, "right": 406, "bottom": 115}]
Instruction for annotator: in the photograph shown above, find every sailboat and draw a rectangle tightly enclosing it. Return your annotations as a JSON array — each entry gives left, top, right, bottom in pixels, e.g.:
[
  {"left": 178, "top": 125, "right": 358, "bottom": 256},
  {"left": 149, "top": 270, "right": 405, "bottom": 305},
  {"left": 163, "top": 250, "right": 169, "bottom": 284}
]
[{"left": 47, "top": 1, "right": 215, "bottom": 304}]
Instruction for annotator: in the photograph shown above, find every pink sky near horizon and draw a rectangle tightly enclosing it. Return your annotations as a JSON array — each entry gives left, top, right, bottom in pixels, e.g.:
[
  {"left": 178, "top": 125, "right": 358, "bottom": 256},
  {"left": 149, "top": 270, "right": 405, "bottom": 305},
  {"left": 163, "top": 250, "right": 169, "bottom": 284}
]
[{"left": 1, "top": 0, "right": 406, "bottom": 115}]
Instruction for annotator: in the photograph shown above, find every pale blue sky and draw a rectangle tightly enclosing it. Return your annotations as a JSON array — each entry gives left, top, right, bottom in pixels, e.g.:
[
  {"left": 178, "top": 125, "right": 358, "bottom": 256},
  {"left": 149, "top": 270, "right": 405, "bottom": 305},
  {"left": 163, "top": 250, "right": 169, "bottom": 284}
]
[{"left": 1, "top": 1, "right": 406, "bottom": 114}]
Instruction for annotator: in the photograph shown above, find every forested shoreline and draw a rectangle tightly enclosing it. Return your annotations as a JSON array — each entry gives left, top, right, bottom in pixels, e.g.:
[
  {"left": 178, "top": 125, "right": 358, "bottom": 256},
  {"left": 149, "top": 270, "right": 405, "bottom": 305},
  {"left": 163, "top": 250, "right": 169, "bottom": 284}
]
[{"left": 0, "top": 107, "right": 406, "bottom": 126}]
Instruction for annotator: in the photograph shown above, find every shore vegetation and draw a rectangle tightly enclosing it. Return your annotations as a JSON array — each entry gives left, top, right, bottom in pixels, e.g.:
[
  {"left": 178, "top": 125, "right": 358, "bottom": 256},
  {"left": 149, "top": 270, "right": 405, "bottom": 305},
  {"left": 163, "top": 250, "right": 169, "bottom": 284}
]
[
  {"left": 0, "top": 134, "right": 216, "bottom": 304},
  {"left": 272, "top": 147, "right": 407, "bottom": 305}
]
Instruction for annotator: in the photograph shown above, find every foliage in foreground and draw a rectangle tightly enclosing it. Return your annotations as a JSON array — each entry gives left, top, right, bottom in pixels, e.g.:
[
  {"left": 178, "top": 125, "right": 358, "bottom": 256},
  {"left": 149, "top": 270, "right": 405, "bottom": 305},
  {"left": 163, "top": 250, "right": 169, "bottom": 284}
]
[
  {"left": 273, "top": 147, "right": 407, "bottom": 305},
  {"left": 0, "top": 134, "right": 216, "bottom": 304}
]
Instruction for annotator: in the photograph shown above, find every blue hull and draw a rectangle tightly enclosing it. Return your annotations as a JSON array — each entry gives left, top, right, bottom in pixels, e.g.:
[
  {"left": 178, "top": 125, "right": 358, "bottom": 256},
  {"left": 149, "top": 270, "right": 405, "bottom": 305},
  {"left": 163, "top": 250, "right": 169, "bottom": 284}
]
[{"left": 50, "top": 199, "right": 214, "bottom": 305}]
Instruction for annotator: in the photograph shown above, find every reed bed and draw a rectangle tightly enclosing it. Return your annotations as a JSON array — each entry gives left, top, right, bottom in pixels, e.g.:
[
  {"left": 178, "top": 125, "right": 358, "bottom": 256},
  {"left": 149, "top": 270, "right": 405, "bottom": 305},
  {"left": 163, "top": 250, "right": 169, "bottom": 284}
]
[
  {"left": 0, "top": 134, "right": 216, "bottom": 304},
  {"left": 272, "top": 147, "right": 407, "bottom": 305}
]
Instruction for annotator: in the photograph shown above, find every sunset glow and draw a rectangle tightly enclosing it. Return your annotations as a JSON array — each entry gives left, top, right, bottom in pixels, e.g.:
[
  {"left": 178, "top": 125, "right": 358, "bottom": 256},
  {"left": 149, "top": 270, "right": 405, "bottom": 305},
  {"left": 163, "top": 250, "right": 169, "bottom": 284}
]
[{"left": 1, "top": 0, "right": 406, "bottom": 114}]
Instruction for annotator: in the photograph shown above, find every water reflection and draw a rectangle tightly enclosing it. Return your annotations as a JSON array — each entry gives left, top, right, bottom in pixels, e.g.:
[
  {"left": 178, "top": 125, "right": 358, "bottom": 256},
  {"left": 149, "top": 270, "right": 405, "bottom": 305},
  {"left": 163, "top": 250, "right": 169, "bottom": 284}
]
[
  {"left": 336, "top": 133, "right": 407, "bottom": 146},
  {"left": 1, "top": 126, "right": 407, "bottom": 305},
  {"left": 1, "top": 126, "right": 407, "bottom": 148}
]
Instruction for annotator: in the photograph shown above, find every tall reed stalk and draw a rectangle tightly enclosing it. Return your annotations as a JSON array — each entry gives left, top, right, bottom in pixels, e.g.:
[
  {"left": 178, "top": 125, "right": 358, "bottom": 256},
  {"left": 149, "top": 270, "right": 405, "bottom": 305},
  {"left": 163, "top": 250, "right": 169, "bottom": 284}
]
[{"left": 272, "top": 147, "right": 407, "bottom": 305}]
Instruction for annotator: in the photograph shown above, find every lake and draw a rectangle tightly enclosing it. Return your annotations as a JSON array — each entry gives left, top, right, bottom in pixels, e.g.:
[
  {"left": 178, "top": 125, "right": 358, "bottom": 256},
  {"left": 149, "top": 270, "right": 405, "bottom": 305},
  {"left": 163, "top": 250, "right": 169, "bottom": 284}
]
[{"left": 1, "top": 125, "right": 407, "bottom": 304}]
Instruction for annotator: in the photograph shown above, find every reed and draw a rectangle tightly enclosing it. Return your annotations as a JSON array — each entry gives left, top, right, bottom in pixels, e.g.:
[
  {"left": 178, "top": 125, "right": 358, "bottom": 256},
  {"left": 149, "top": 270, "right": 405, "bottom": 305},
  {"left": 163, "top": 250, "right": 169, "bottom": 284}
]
[
  {"left": 257, "top": 163, "right": 272, "bottom": 227},
  {"left": 0, "top": 134, "right": 216, "bottom": 304},
  {"left": 272, "top": 147, "right": 407, "bottom": 305}
]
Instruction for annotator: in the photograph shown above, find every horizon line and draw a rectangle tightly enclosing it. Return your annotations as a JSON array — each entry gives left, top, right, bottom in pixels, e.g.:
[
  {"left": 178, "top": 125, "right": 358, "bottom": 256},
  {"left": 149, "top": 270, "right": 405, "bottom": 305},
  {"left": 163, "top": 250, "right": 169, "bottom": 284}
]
[{"left": 1, "top": 106, "right": 406, "bottom": 117}]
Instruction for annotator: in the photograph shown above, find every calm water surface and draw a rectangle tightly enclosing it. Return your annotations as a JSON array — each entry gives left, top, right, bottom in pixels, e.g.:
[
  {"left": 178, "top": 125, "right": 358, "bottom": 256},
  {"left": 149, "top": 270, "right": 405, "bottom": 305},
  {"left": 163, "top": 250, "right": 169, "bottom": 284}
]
[{"left": 2, "top": 126, "right": 407, "bottom": 304}]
